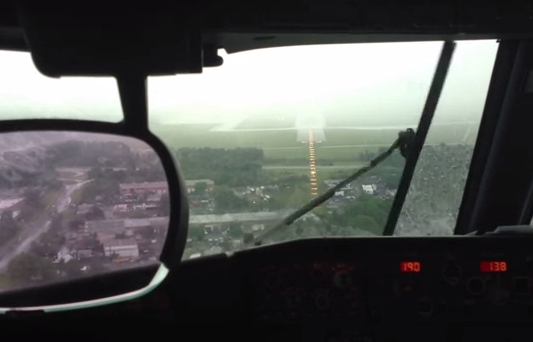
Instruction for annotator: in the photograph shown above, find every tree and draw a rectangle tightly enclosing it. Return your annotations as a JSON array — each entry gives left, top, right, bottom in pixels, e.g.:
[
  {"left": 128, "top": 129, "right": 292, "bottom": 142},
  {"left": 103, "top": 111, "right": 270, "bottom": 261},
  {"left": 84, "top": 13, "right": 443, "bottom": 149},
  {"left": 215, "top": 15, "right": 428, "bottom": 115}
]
[
  {"left": 188, "top": 226, "right": 204, "bottom": 241},
  {"left": 7, "top": 252, "right": 56, "bottom": 285},
  {"left": 50, "top": 214, "right": 63, "bottom": 231},
  {"left": 175, "top": 147, "right": 264, "bottom": 187},
  {"left": 88, "top": 166, "right": 103, "bottom": 179},
  {"left": 220, "top": 239, "right": 233, "bottom": 251},
  {"left": 194, "top": 182, "right": 208, "bottom": 195},
  {"left": 0, "top": 210, "right": 18, "bottom": 246},
  {"left": 69, "top": 219, "right": 85, "bottom": 231},
  {"left": 0, "top": 210, "right": 17, "bottom": 232},
  {"left": 85, "top": 205, "right": 105, "bottom": 221},
  {"left": 31, "top": 241, "right": 56, "bottom": 258},
  {"left": 23, "top": 188, "right": 42, "bottom": 209},
  {"left": 228, "top": 223, "right": 242, "bottom": 238},
  {"left": 212, "top": 186, "right": 248, "bottom": 213},
  {"left": 159, "top": 192, "right": 170, "bottom": 215}
]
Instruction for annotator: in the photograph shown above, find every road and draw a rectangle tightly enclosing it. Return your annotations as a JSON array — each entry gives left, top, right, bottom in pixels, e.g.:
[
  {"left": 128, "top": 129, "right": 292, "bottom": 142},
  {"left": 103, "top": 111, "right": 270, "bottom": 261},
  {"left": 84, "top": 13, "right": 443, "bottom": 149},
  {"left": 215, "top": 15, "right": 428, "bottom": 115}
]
[
  {"left": 0, "top": 180, "right": 91, "bottom": 271},
  {"left": 263, "top": 165, "right": 375, "bottom": 170},
  {"left": 57, "top": 168, "right": 88, "bottom": 178},
  {"left": 262, "top": 164, "right": 403, "bottom": 171}
]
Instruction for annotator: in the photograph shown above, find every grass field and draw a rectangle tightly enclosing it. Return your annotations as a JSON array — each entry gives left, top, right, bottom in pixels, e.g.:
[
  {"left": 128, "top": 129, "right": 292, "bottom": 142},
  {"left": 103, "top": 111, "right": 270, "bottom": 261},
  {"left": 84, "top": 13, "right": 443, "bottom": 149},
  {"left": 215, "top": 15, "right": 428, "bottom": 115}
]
[{"left": 261, "top": 169, "right": 353, "bottom": 182}]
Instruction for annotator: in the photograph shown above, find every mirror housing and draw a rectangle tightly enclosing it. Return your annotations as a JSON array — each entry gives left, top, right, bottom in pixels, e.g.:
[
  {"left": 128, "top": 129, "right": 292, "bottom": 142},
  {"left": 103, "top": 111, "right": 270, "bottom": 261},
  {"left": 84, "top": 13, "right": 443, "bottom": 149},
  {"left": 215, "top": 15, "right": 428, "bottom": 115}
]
[
  {"left": 0, "top": 120, "right": 188, "bottom": 312},
  {"left": 15, "top": 1, "right": 203, "bottom": 77}
]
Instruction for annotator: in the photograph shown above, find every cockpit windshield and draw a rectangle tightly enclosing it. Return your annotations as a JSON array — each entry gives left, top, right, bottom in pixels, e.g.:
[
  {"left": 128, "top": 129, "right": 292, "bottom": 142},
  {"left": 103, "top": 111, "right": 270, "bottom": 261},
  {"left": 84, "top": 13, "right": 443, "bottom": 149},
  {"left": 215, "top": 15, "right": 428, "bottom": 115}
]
[
  {"left": 0, "top": 40, "right": 499, "bottom": 285},
  {"left": 148, "top": 40, "right": 497, "bottom": 258}
]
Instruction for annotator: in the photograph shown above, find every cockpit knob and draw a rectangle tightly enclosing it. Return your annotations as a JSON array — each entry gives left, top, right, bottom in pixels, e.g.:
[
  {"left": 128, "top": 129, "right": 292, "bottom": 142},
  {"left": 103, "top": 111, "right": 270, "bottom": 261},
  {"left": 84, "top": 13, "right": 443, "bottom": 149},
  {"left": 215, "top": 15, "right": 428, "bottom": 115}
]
[
  {"left": 442, "top": 263, "right": 462, "bottom": 286},
  {"left": 315, "top": 293, "right": 331, "bottom": 309},
  {"left": 265, "top": 272, "right": 282, "bottom": 288},
  {"left": 334, "top": 270, "right": 353, "bottom": 289}
]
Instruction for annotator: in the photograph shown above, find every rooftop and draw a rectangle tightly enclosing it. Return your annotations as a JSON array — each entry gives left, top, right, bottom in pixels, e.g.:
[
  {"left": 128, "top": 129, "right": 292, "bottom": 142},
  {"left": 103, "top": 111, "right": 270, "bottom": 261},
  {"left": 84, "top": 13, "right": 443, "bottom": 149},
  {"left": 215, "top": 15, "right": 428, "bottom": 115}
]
[
  {"left": 86, "top": 217, "right": 170, "bottom": 231},
  {"left": 103, "top": 238, "right": 138, "bottom": 248},
  {"left": 119, "top": 182, "right": 168, "bottom": 189},
  {"left": 85, "top": 219, "right": 125, "bottom": 231},
  {"left": 0, "top": 198, "right": 23, "bottom": 210}
]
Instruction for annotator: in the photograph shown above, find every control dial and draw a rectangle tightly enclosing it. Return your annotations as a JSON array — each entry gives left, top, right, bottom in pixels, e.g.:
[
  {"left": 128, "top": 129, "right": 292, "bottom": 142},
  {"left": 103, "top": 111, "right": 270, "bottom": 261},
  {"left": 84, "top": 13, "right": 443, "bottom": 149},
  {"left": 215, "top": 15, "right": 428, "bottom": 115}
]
[
  {"left": 312, "top": 263, "right": 326, "bottom": 281},
  {"left": 283, "top": 288, "right": 302, "bottom": 309},
  {"left": 314, "top": 290, "right": 332, "bottom": 310},
  {"left": 264, "top": 272, "right": 282, "bottom": 289},
  {"left": 466, "top": 277, "right": 486, "bottom": 295},
  {"left": 488, "top": 283, "right": 510, "bottom": 306},
  {"left": 417, "top": 296, "right": 433, "bottom": 316},
  {"left": 334, "top": 270, "right": 353, "bottom": 289},
  {"left": 393, "top": 277, "right": 415, "bottom": 298},
  {"left": 442, "top": 262, "right": 462, "bottom": 286}
]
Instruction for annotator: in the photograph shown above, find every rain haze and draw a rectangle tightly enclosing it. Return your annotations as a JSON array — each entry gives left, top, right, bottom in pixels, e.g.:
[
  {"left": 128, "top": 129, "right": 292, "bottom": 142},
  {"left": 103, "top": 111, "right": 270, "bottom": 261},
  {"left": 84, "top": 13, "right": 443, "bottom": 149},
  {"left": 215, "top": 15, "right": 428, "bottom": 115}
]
[
  {"left": 0, "top": 40, "right": 497, "bottom": 128},
  {"left": 0, "top": 39, "right": 502, "bottom": 287}
]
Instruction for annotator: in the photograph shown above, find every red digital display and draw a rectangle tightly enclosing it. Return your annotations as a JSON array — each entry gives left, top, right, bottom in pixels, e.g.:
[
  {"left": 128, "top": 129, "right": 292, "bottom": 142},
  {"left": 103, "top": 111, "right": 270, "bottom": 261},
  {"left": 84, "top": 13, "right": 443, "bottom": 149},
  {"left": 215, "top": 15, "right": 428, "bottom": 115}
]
[
  {"left": 400, "top": 261, "right": 421, "bottom": 272},
  {"left": 480, "top": 261, "right": 507, "bottom": 272}
]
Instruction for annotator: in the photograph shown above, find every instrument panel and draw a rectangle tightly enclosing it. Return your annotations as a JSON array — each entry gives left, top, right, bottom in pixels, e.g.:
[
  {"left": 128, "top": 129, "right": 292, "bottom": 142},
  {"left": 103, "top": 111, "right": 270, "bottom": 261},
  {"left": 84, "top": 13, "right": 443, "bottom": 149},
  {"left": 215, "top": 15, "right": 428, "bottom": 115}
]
[
  {"left": 239, "top": 237, "right": 533, "bottom": 324},
  {"left": 5, "top": 236, "right": 533, "bottom": 342}
]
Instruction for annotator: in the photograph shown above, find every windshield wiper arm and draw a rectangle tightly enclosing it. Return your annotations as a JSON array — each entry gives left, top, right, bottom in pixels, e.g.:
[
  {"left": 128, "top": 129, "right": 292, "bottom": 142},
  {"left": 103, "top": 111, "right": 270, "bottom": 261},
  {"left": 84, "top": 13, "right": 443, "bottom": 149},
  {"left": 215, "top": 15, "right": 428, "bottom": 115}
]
[
  {"left": 243, "top": 40, "right": 456, "bottom": 247},
  {"left": 382, "top": 40, "right": 456, "bottom": 236},
  {"left": 244, "top": 129, "right": 415, "bottom": 246}
]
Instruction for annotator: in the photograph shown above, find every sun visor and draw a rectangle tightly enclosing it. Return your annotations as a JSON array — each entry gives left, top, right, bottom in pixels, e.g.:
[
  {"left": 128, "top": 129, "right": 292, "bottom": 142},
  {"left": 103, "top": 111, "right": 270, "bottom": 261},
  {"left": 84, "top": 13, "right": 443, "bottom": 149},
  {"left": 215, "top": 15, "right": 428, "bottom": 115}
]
[{"left": 14, "top": 2, "right": 203, "bottom": 77}]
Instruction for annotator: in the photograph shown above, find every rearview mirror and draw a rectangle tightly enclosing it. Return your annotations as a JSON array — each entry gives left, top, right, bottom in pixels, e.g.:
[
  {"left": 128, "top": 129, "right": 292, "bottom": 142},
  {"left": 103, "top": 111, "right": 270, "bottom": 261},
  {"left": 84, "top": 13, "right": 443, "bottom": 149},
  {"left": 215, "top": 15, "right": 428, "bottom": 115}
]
[{"left": 0, "top": 129, "right": 186, "bottom": 312}]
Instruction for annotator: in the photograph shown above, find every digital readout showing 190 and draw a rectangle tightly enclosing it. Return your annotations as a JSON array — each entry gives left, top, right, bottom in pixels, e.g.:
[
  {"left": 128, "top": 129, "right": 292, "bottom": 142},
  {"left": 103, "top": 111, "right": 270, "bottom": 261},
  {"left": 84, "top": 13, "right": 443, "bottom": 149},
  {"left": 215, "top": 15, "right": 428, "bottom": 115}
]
[{"left": 400, "top": 261, "right": 421, "bottom": 273}]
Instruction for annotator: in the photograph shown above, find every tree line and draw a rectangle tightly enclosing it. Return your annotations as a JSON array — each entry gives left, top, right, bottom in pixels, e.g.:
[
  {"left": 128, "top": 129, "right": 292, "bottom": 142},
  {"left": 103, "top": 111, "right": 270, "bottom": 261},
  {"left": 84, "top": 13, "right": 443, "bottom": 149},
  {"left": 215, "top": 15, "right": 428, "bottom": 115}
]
[{"left": 175, "top": 147, "right": 264, "bottom": 187}]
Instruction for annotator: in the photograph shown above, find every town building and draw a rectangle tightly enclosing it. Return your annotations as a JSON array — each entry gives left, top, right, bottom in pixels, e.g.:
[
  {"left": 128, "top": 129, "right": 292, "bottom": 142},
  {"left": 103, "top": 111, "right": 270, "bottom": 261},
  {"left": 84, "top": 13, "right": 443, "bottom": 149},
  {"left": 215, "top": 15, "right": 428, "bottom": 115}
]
[
  {"left": 85, "top": 217, "right": 170, "bottom": 242},
  {"left": 103, "top": 238, "right": 139, "bottom": 258},
  {"left": 0, "top": 197, "right": 24, "bottom": 217},
  {"left": 119, "top": 182, "right": 168, "bottom": 195},
  {"left": 361, "top": 184, "right": 377, "bottom": 195}
]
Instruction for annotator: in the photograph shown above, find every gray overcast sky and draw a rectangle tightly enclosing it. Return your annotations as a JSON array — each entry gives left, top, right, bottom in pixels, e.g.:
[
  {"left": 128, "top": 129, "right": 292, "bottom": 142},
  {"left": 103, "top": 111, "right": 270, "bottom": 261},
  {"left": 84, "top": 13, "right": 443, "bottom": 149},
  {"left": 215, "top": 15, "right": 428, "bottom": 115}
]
[{"left": 0, "top": 40, "right": 498, "bottom": 125}]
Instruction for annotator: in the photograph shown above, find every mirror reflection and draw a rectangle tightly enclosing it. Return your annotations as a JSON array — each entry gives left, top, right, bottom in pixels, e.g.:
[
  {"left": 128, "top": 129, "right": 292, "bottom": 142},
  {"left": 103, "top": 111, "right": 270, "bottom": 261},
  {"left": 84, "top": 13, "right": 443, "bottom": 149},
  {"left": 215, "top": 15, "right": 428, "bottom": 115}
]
[{"left": 0, "top": 131, "right": 169, "bottom": 292}]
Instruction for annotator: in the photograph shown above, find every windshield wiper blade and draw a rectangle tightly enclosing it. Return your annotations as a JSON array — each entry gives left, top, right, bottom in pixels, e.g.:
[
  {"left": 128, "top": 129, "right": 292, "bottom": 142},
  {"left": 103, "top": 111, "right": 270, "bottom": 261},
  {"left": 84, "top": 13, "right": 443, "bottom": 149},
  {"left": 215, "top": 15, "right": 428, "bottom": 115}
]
[
  {"left": 382, "top": 40, "right": 456, "bottom": 236},
  {"left": 244, "top": 129, "right": 415, "bottom": 247}
]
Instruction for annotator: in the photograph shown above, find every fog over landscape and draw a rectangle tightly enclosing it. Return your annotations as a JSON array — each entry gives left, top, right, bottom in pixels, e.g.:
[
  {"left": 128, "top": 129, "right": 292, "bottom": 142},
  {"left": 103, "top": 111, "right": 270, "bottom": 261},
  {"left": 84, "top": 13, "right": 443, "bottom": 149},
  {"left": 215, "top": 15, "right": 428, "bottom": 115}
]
[{"left": 0, "top": 40, "right": 496, "bottom": 126}]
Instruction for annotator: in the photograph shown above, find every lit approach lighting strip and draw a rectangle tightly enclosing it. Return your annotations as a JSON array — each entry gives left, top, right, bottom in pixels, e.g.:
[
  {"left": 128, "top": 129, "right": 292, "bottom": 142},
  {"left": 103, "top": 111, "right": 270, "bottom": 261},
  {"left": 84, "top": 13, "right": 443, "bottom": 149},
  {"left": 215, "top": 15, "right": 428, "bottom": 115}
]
[{"left": 309, "top": 129, "right": 318, "bottom": 198}]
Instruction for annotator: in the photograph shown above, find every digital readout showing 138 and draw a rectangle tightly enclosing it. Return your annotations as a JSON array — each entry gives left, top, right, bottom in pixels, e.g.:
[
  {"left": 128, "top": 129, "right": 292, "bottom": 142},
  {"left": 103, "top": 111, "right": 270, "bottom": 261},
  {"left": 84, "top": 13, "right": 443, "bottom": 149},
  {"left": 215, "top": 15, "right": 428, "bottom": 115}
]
[{"left": 480, "top": 261, "right": 507, "bottom": 272}]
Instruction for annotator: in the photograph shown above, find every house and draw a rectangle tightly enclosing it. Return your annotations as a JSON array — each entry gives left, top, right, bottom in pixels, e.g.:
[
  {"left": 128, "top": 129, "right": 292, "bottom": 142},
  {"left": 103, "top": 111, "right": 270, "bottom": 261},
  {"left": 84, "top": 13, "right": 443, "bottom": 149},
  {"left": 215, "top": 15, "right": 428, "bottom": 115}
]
[
  {"left": 361, "top": 184, "right": 376, "bottom": 195},
  {"left": 324, "top": 179, "right": 352, "bottom": 192},
  {"left": 119, "top": 182, "right": 168, "bottom": 195},
  {"left": 77, "top": 249, "right": 93, "bottom": 258},
  {"left": 0, "top": 198, "right": 24, "bottom": 220},
  {"left": 113, "top": 204, "right": 130, "bottom": 212},
  {"left": 103, "top": 238, "right": 139, "bottom": 258},
  {"left": 76, "top": 204, "right": 93, "bottom": 216},
  {"left": 125, "top": 216, "right": 170, "bottom": 231}
]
